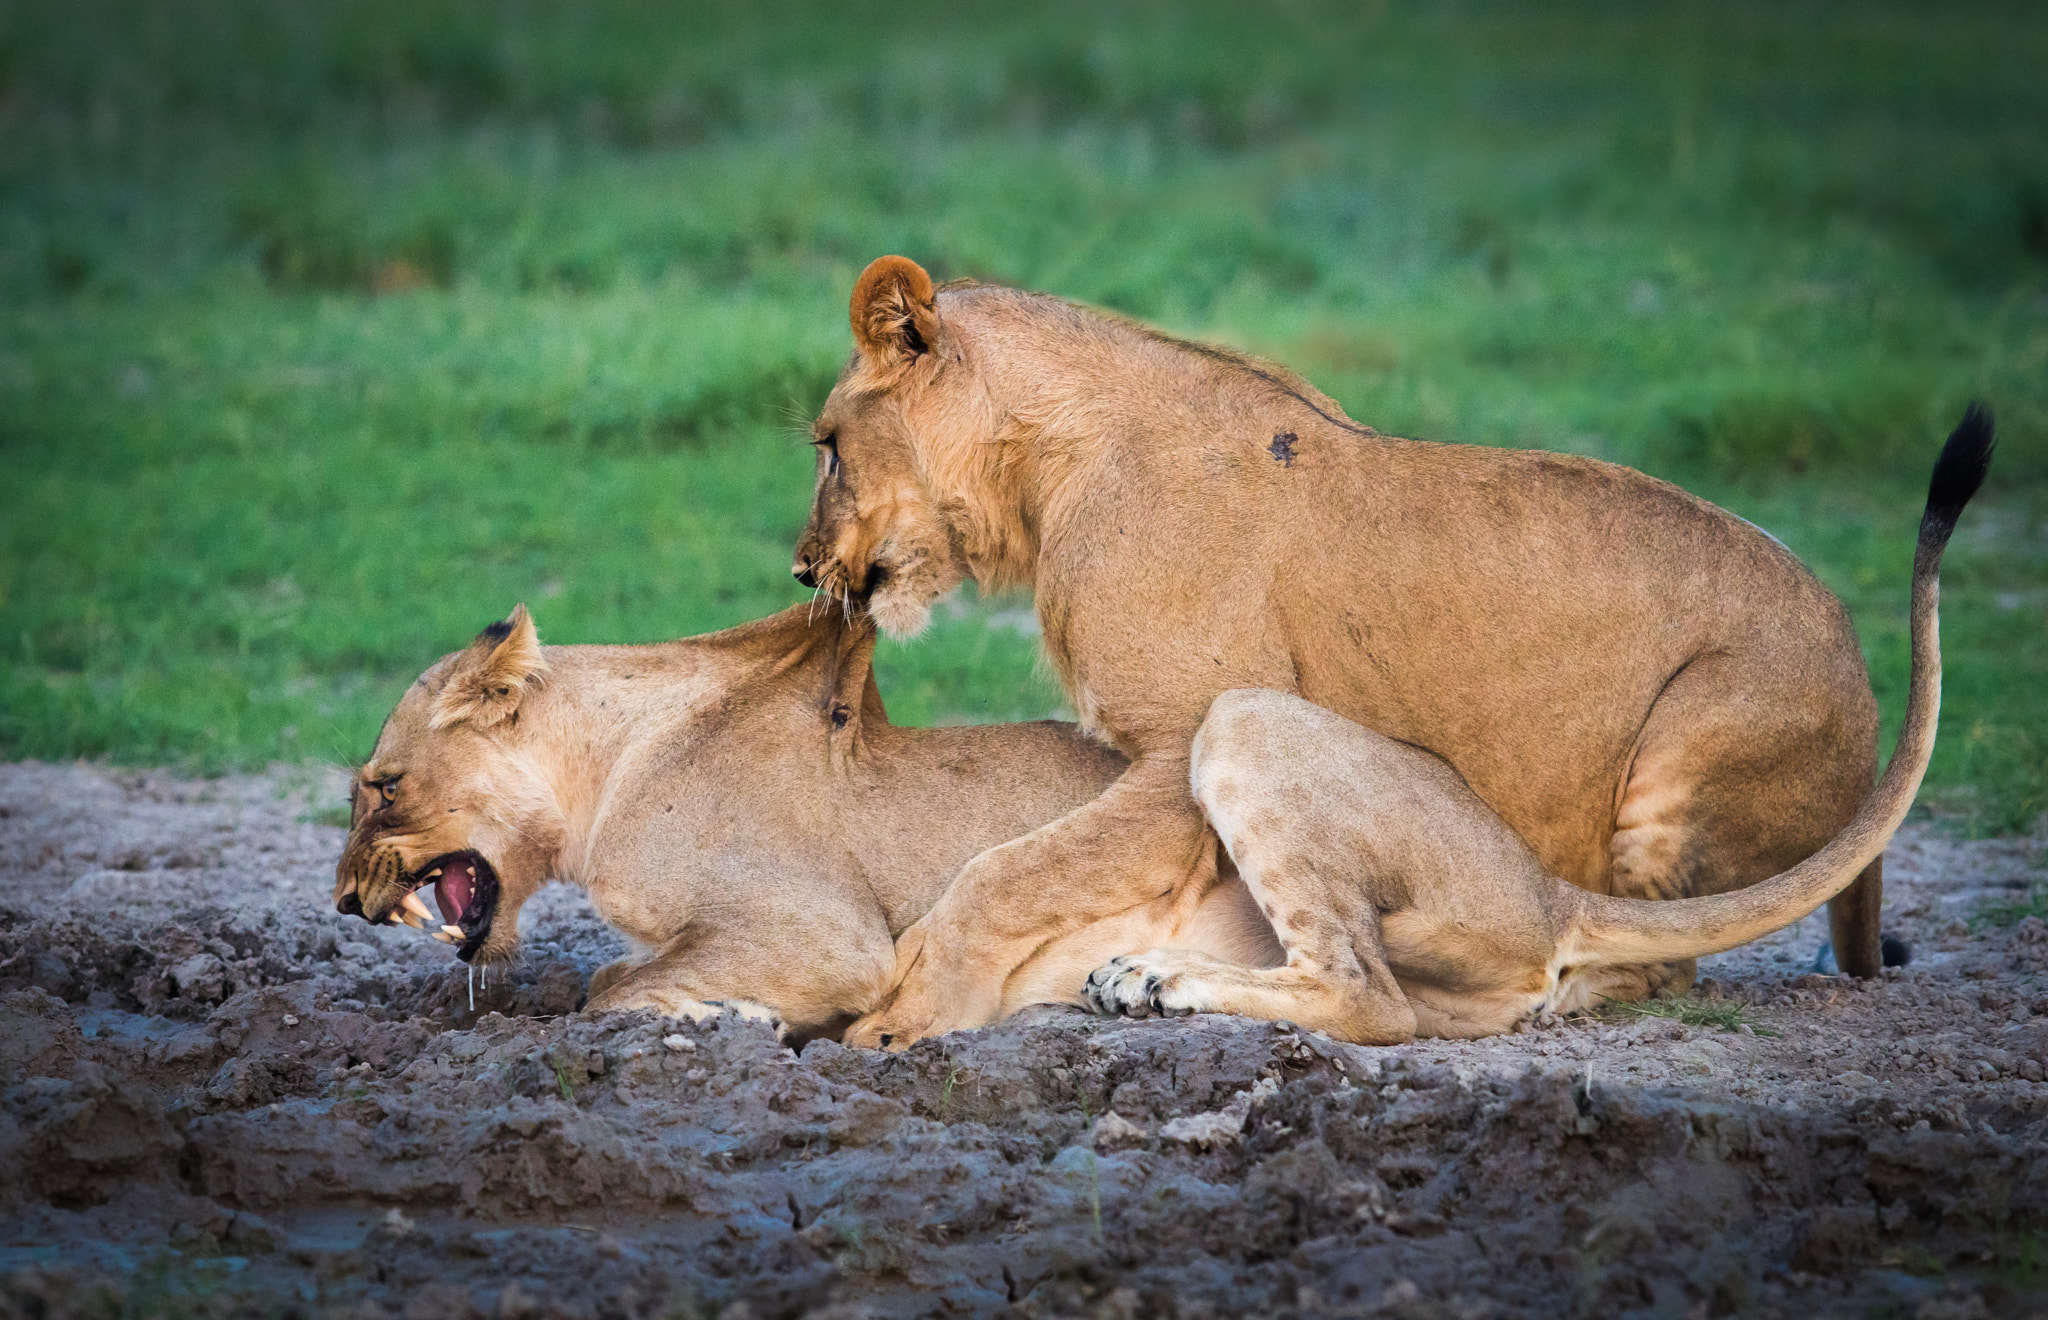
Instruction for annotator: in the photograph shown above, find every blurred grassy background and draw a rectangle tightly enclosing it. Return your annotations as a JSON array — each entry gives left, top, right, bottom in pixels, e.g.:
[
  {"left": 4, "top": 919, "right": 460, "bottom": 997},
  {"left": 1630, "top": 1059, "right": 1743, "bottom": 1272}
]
[{"left": 1, "top": 0, "right": 2043, "bottom": 831}]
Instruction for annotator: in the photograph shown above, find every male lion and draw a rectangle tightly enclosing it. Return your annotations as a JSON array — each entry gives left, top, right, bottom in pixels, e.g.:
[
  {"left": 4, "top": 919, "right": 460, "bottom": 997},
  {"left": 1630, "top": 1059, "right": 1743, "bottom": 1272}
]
[{"left": 792, "top": 253, "right": 1990, "bottom": 1048}]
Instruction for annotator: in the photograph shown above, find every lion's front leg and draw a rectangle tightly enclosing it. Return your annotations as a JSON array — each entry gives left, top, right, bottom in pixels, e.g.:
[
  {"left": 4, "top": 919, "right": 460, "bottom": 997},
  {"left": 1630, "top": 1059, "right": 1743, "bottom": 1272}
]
[
  {"left": 584, "top": 958, "right": 791, "bottom": 1044},
  {"left": 844, "top": 755, "right": 1207, "bottom": 1049}
]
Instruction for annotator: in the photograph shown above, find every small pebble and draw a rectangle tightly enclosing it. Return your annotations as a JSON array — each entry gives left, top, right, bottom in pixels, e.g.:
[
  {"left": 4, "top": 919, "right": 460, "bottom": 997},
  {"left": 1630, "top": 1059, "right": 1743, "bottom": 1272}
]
[
  {"left": 663, "top": 1034, "right": 696, "bottom": 1053},
  {"left": 283, "top": 1015, "right": 299, "bottom": 1026}
]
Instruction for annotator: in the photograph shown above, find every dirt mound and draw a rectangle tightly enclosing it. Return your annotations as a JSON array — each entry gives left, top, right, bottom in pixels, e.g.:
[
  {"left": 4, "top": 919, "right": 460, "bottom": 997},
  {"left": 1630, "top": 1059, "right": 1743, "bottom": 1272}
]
[{"left": 3, "top": 761, "right": 2047, "bottom": 1318}]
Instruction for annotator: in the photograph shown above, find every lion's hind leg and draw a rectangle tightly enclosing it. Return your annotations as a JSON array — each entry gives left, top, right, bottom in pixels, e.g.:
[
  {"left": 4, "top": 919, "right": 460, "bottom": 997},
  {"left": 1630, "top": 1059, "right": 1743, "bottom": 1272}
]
[
  {"left": 1087, "top": 688, "right": 1566, "bottom": 1043},
  {"left": 1078, "top": 689, "right": 1432, "bottom": 1044},
  {"left": 1084, "top": 936, "right": 1419, "bottom": 1045},
  {"left": 1609, "top": 645, "right": 1879, "bottom": 978}
]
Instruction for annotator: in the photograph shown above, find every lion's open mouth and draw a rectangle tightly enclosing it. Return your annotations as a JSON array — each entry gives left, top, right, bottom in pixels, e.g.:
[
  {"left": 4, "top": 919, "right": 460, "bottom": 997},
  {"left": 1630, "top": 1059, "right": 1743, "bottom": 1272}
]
[{"left": 411, "top": 850, "right": 499, "bottom": 964}]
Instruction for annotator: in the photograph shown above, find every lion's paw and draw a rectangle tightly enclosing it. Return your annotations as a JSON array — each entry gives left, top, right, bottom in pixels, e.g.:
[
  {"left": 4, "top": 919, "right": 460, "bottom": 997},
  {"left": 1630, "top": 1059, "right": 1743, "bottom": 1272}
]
[
  {"left": 708, "top": 997, "right": 789, "bottom": 1039},
  {"left": 680, "top": 997, "right": 789, "bottom": 1045},
  {"left": 1083, "top": 952, "right": 1212, "bottom": 1021},
  {"left": 595, "top": 988, "right": 789, "bottom": 1044}
]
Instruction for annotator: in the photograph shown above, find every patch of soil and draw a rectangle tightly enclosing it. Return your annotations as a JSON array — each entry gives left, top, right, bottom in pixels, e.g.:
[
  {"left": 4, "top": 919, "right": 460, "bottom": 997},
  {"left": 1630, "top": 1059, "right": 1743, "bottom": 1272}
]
[{"left": 3, "top": 760, "right": 2047, "bottom": 1319}]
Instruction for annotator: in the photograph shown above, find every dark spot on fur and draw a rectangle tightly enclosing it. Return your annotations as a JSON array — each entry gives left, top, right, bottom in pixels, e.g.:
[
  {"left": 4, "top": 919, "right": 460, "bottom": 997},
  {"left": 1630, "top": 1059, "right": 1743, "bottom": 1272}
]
[
  {"left": 479, "top": 619, "right": 514, "bottom": 644},
  {"left": 1269, "top": 432, "right": 1298, "bottom": 466},
  {"left": 831, "top": 704, "right": 851, "bottom": 730}
]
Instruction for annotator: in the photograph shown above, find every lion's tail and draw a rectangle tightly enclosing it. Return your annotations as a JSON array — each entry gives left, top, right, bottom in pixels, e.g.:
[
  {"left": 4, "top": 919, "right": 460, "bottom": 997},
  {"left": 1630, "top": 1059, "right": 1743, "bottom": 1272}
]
[{"left": 1558, "top": 404, "right": 1993, "bottom": 970}]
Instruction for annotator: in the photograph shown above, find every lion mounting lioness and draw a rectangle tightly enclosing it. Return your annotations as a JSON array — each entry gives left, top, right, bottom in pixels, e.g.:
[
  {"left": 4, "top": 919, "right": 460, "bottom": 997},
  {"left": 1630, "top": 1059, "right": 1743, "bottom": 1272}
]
[
  {"left": 791, "top": 254, "right": 1992, "bottom": 1048},
  {"left": 333, "top": 375, "right": 1989, "bottom": 1045},
  {"left": 335, "top": 407, "right": 1972, "bottom": 1045}
]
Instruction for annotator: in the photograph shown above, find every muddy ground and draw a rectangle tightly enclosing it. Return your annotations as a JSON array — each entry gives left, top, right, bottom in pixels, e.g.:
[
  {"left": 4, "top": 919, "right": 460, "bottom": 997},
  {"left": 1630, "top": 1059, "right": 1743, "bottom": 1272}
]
[{"left": 3, "top": 761, "right": 2047, "bottom": 1320}]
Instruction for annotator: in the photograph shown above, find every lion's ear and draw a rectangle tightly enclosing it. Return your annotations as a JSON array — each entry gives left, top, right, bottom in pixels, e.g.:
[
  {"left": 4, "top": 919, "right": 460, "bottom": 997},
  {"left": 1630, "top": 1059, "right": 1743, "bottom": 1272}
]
[
  {"left": 850, "top": 255, "right": 940, "bottom": 365},
  {"left": 432, "top": 604, "right": 549, "bottom": 731}
]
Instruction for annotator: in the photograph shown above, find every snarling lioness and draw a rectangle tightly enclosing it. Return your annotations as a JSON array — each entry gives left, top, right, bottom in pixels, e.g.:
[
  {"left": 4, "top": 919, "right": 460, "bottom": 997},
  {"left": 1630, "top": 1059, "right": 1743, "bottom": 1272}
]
[
  {"left": 329, "top": 604, "right": 1282, "bottom": 1039},
  {"left": 793, "top": 254, "right": 1992, "bottom": 1048}
]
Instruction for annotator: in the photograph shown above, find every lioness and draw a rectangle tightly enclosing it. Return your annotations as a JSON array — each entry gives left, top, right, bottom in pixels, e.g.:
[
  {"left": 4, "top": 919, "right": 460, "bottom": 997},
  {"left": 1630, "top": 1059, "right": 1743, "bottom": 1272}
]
[
  {"left": 328, "top": 603, "right": 1278, "bottom": 1039},
  {"left": 793, "top": 253, "right": 1988, "bottom": 1047}
]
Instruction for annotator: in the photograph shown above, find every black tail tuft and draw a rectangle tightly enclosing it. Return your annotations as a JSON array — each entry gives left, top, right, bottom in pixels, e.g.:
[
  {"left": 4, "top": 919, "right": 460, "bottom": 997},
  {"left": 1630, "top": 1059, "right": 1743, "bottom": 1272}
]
[
  {"left": 1921, "top": 402, "right": 1995, "bottom": 542},
  {"left": 1880, "top": 933, "right": 1912, "bottom": 968}
]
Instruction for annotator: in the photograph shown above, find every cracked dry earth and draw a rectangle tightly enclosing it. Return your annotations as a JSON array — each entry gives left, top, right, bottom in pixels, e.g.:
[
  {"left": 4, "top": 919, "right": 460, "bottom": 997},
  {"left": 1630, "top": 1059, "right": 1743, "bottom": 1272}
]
[{"left": 4, "top": 763, "right": 2048, "bottom": 1320}]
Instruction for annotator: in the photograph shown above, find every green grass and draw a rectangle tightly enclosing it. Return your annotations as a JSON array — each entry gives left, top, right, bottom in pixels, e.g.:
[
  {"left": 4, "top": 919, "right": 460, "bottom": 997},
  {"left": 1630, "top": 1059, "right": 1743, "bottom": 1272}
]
[
  {"left": 1, "top": 0, "right": 2045, "bottom": 831},
  {"left": 938, "top": 1063, "right": 966, "bottom": 1122},
  {"left": 1595, "top": 994, "right": 1778, "bottom": 1036},
  {"left": 1976, "top": 883, "right": 2048, "bottom": 930}
]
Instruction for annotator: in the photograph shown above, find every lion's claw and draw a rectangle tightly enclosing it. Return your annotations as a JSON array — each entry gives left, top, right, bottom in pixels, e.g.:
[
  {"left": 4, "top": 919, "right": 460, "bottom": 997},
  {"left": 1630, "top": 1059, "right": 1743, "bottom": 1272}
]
[{"left": 1085, "top": 953, "right": 1205, "bottom": 1020}]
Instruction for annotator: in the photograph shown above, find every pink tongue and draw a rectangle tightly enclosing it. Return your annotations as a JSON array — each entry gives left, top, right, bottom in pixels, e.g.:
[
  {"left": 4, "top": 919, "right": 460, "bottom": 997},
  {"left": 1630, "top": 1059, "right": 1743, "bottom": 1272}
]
[{"left": 435, "top": 859, "right": 476, "bottom": 926}]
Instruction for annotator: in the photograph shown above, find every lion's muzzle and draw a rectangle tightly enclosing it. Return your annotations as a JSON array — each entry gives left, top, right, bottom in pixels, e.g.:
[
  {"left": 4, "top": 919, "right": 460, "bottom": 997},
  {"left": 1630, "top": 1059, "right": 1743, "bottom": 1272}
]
[{"left": 334, "top": 839, "right": 503, "bottom": 962}]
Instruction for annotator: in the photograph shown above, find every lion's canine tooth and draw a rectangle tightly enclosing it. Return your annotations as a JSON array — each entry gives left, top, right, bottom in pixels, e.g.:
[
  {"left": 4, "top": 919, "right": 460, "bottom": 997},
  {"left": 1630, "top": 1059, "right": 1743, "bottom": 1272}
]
[
  {"left": 432, "top": 930, "right": 456, "bottom": 944},
  {"left": 442, "top": 924, "right": 464, "bottom": 939},
  {"left": 427, "top": 868, "right": 443, "bottom": 879},
  {"left": 401, "top": 892, "right": 433, "bottom": 921}
]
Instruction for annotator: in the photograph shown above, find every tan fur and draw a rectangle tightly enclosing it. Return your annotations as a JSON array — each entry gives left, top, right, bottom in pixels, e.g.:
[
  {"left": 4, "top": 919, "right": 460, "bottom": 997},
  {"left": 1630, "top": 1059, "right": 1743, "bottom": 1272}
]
[
  {"left": 332, "top": 604, "right": 1281, "bottom": 1038},
  {"left": 792, "top": 255, "right": 1956, "bottom": 1048},
  {"left": 332, "top": 522, "right": 1957, "bottom": 1046}
]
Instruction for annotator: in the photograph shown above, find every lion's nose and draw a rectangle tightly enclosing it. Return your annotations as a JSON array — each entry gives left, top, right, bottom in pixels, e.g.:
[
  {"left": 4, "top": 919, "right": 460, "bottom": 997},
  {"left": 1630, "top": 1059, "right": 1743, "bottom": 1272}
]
[
  {"left": 793, "top": 559, "right": 821, "bottom": 588},
  {"left": 336, "top": 888, "right": 363, "bottom": 918}
]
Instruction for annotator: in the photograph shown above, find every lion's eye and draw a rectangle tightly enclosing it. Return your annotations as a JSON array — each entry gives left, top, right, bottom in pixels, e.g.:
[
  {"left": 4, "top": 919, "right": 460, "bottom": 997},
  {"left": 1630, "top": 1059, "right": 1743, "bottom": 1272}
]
[
  {"left": 378, "top": 779, "right": 400, "bottom": 804},
  {"left": 816, "top": 433, "right": 840, "bottom": 476}
]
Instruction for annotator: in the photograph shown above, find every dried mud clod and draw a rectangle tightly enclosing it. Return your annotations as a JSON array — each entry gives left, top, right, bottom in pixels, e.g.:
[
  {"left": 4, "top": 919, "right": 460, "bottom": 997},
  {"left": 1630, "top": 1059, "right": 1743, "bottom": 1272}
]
[{"left": 3, "top": 761, "right": 2048, "bottom": 1319}]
